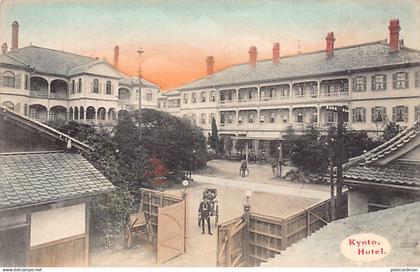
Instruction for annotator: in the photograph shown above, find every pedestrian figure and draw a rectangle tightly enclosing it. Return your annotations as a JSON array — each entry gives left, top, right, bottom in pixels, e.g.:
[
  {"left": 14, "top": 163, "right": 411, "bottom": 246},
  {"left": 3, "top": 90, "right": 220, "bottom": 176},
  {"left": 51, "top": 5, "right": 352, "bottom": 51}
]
[
  {"left": 271, "top": 162, "right": 277, "bottom": 176},
  {"left": 198, "top": 198, "right": 212, "bottom": 235}
]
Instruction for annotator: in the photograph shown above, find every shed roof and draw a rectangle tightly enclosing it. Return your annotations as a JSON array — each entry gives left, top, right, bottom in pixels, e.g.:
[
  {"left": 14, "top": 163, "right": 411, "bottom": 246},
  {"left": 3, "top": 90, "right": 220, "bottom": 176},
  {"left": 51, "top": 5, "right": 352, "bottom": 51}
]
[
  {"left": 0, "top": 151, "right": 114, "bottom": 210},
  {"left": 263, "top": 201, "right": 420, "bottom": 267}
]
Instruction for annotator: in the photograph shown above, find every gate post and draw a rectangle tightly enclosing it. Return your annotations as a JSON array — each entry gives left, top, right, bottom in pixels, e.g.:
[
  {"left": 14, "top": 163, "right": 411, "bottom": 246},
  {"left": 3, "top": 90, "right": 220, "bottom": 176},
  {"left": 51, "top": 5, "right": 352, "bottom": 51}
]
[
  {"left": 225, "top": 229, "right": 232, "bottom": 267},
  {"left": 243, "top": 190, "right": 252, "bottom": 266}
]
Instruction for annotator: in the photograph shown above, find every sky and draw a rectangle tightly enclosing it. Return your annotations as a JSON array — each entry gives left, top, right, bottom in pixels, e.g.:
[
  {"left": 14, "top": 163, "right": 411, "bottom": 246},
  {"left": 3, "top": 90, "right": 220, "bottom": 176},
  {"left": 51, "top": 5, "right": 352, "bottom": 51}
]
[{"left": 0, "top": 0, "right": 419, "bottom": 90}]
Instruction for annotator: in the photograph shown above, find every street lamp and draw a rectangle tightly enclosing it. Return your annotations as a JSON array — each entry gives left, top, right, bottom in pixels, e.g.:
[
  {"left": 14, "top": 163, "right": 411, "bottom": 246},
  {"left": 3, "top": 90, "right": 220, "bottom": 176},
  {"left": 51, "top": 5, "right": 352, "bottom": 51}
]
[
  {"left": 137, "top": 48, "right": 144, "bottom": 138},
  {"left": 182, "top": 179, "right": 189, "bottom": 196},
  {"left": 182, "top": 179, "right": 189, "bottom": 252},
  {"left": 277, "top": 144, "right": 283, "bottom": 178},
  {"left": 190, "top": 149, "right": 196, "bottom": 180},
  {"left": 244, "top": 190, "right": 252, "bottom": 207}
]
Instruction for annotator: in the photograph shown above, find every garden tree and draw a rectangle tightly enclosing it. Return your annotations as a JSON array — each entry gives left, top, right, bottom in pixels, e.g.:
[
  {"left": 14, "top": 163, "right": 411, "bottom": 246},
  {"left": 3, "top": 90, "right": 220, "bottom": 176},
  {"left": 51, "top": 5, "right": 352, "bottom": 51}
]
[
  {"left": 380, "top": 121, "right": 403, "bottom": 142},
  {"left": 208, "top": 116, "right": 223, "bottom": 154}
]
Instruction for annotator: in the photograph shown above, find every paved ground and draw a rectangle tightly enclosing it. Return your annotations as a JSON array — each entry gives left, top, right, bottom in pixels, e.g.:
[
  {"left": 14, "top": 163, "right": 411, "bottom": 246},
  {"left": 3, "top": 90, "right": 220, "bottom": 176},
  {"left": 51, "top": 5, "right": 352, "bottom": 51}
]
[{"left": 90, "top": 160, "right": 331, "bottom": 267}]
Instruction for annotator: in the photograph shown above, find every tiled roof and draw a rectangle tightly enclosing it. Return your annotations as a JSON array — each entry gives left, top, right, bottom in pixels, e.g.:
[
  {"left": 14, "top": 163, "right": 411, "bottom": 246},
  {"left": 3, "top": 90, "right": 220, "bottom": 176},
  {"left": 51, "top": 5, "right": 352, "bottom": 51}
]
[
  {"left": 0, "top": 151, "right": 114, "bottom": 210},
  {"left": 263, "top": 201, "right": 420, "bottom": 267},
  {"left": 343, "top": 122, "right": 420, "bottom": 187},
  {"left": 119, "top": 74, "right": 159, "bottom": 88},
  {"left": 174, "top": 41, "right": 420, "bottom": 91},
  {"left": 3, "top": 46, "right": 95, "bottom": 76}
]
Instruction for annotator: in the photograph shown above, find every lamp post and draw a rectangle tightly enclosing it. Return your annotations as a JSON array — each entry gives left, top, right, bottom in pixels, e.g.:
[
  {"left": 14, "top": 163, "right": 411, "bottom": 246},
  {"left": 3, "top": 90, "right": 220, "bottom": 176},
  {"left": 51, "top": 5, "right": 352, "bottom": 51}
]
[
  {"left": 243, "top": 190, "right": 252, "bottom": 266},
  {"left": 277, "top": 143, "right": 283, "bottom": 178},
  {"left": 182, "top": 179, "right": 189, "bottom": 252},
  {"left": 137, "top": 48, "right": 144, "bottom": 138},
  {"left": 190, "top": 149, "right": 196, "bottom": 180},
  {"left": 325, "top": 105, "right": 348, "bottom": 219}
]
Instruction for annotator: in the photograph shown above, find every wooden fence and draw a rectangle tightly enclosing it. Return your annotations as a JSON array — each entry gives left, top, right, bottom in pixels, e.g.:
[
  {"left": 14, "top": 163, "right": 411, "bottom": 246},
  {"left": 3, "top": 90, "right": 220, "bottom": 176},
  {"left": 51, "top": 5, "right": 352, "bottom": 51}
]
[
  {"left": 218, "top": 192, "right": 348, "bottom": 267},
  {"left": 140, "top": 188, "right": 183, "bottom": 241}
]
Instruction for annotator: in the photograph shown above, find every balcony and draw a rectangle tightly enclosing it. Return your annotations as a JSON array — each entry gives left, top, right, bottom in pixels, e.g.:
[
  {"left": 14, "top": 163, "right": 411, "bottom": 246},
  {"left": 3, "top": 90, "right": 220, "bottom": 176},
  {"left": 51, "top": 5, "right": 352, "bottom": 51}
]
[
  {"left": 319, "top": 91, "right": 349, "bottom": 100},
  {"left": 30, "top": 90, "right": 48, "bottom": 98},
  {"left": 50, "top": 92, "right": 69, "bottom": 100}
]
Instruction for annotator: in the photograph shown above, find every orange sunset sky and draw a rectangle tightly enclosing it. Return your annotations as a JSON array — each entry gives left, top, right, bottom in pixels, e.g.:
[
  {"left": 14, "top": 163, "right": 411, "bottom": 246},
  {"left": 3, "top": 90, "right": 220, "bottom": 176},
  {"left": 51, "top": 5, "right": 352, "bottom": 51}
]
[{"left": 0, "top": 0, "right": 419, "bottom": 90}]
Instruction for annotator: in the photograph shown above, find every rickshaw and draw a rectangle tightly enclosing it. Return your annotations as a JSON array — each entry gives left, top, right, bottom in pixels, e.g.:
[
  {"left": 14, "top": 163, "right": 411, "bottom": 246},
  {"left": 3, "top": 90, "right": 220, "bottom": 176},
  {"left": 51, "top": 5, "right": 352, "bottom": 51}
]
[{"left": 198, "top": 188, "right": 219, "bottom": 226}]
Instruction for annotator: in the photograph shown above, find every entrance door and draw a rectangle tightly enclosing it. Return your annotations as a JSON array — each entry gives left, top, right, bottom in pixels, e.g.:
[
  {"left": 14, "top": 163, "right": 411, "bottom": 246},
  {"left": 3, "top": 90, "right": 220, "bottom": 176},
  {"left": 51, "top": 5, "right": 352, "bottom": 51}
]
[{"left": 157, "top": 200, "right": 186, "bottom": 264}]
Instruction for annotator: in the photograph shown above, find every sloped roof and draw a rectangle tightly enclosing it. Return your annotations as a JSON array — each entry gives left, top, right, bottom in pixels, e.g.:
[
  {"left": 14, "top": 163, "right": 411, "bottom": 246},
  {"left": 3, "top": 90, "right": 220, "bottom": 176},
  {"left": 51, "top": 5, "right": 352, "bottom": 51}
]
[
  {"left": 174, "top": 41, "right": 420, "bottom": 91},
  {"left": 0, "top": 53, "right": 29, "bottom": 68},
  {"left": 263, "top": 201, "right": 420, "bottom": 267},
  {"left": 0, "top": 106, "right": 91, "bottom": 153},
  {"left": 119, "top": 74, "right": 159, "bottom": 88},
  {"left": 3, "top": 46, "right": 95, "bottom": 76},
  {"left": 0, "top": 151, "right": 114, "bottom": 210},
  {"left": 343, "top": 122, "right": 420, "bottom": 187}
]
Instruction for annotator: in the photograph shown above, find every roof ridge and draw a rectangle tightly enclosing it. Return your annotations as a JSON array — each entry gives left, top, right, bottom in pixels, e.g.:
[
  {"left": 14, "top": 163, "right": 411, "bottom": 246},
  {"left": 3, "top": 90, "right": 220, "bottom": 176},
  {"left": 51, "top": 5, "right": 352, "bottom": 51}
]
[
  {"left": 16, "top": 45, "right": 96, "bottom": 61},
  {"left": 0, "top": 150, "right": 66, "bottom": 156}
]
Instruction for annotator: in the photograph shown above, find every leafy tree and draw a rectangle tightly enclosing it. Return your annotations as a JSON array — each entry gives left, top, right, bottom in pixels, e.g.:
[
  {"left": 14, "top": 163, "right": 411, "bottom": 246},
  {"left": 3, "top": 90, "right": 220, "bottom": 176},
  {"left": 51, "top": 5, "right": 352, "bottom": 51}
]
[
  {"left": 208, "top": 117, "right": 223, "bottom": 154},
  {"left": 380, "top": 121, "right": 403, "bottom": 142}
]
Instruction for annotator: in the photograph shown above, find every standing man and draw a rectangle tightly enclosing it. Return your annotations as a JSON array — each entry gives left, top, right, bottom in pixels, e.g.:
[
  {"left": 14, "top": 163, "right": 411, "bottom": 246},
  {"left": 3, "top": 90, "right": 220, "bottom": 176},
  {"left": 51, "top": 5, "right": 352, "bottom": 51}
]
[{"left": 198, "top": 198, "right": 212, "bottom": 235}]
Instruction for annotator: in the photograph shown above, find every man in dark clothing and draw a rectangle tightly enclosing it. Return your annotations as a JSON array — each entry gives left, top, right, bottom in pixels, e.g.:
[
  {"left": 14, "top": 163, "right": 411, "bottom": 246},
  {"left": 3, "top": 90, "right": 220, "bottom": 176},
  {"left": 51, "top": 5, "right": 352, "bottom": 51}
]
[{"left": 198, "top": 198, "right": 212, "bottom": 235}]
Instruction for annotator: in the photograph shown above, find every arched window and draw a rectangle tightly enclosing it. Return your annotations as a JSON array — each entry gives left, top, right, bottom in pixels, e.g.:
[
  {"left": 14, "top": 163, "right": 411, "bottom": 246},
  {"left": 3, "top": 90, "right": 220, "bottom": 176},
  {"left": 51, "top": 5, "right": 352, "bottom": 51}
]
[
  {"left": 69, "top": 108, "right": 74, "bottom": 120},
  {"left": 106, "top": 81, "right": 112, "bottom": 94},
  {"left": 3, "top": 71, "right": 15, "bottom": 87},
  {"left": 71, "top": 80, "right": 75, "bottom": 94},
  {"left": 77, "top": 78, "right": 82, "bottom": 93},
  {"left": 93, "top": 79, "right": 99, "bottom": 93},
  {"left": 74, "top": 107, "right": 79, "bottom": 120},
  {"left": 2, "top": 101, "right": 14, "bottom": 111},
  {"left": 79, "top": 106, "right": 84, "bottom": 120},
  {"left": 98, "top": 108, "right": 106, "bottom": 120}
]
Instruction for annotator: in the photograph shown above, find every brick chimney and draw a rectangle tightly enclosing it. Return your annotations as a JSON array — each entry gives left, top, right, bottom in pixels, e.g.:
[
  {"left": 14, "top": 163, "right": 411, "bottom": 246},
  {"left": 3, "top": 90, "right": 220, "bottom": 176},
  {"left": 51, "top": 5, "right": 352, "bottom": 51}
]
[
  {"left": 326, "top": 32, "right": 335, "bottom": 57},
  {"left": 113, "top": 45, "right": 119, "bottom": 68},
  {"left": 11, "top": 21, "right": 19, "bottom": 50},
  {"left": 1, "top": 43, "right": 7, "bottom": 54},
  {"left": 273, "top": 42, "right": 280, "bottom": 64},
  {"left": 389, "top": 19, "right": 400, "bottom": 52},
  {"left": 206, "top": 56, "right": 215, "bottom": 75},
  {"left": 249, "top": 46, "right": 257, "bottom": 68}
]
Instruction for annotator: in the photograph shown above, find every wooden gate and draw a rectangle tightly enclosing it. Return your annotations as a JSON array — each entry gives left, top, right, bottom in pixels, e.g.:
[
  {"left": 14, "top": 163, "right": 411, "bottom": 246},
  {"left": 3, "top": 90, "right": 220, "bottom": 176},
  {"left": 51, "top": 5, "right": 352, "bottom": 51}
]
[
  {"left": 157, "top": 200, "right": 186, "bottom": 264},
  {"left": 216, "top": 217, "right": 247, "bottom": 267}
]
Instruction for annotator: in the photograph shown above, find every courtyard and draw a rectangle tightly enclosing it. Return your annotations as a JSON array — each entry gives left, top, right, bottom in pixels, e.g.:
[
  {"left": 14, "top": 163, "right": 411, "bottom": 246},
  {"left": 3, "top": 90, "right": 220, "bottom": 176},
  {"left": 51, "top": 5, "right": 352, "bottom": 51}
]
[{"left": 90, "top": 160, "right": 330, "bottom": 267}]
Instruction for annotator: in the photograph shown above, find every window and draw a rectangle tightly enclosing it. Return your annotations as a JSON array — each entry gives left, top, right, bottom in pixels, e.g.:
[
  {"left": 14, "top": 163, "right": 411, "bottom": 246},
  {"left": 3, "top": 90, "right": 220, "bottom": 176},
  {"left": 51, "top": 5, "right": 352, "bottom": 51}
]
[
  {"left": 280, "top": 88, "right": 288, "bottom": 98},
  {"left": 227, "top": 114, "right": 233, "bottom": 124},
  {"left": 93, "top": 79, "right": 99, "bottom": 93},
  {"left": 371, "top": 106, "right": 387, "bottom": 123},
  {"left": 415, "top": 106, "right": 420, "bottom": 121},
  {"left": 416, "top": 71, "right": 420, "bottom": 88},
  {"left": 248, "top": 114, "right": 254, "bottom": 123},
  {"left": 24, "top": 75, "right": 29, "bottom": 90},
  {"left": 393, "top": 106, "right": 408, "bottom": 122},
  {"left": 228, "top": 91, "right": 233, "bottom": 101},
  {"left": 259, "top": 115, "right": 265, "bottom": 123},
  {"left": 297, "top": 112, "right": 304, "bottom": 123},
  {"left": 353, "top": 76, "right": 367, "bottom": 92},
  {"left": 283, "top": 112, "right": 288, "bottom": 123},
  {"left": 269, "top": 88, "right": 276, "bottom": 98},
  {"left": 352, "top": 107, "right": 366, "bottom": 123},
  {"left": 393, "top": 72, "right": 409, "bottom": 89},
  {"left": 183, "top": 93, "right": 188, "bottom": 104},
  {"left": 201, "top": 92, "right": 206, "bottom": 102},
  {"left": 192, "top": 93, "right": 197, "bottom": 103},
  {"left": 371, "top": 74, "right": 387, "bottom": 91},
  {"left": 270, "top": 112, "right": 275, "bottom": 123},
  {"left": 146, "top": 91, "right": 153, "bottom": 101},
  {"left": 211, "top": 91, "right": 216, "bottom": 102},
  {"left": 3, "top": 71, "right": 15, "bottom": 87},
  {"left": 106, "top": 81, "right": 112, "bottom": 94},
  {"left": 30, "top": 107, "right": 36, "bottom": 119},
  {"left": 238, "top": 115, "right": 243, "bottom": 124},
  {"left": 248, "top": 90, "right": 253, "bottom": 99},
  {"left": 311, "top": 112, "right": 318, "bottom": 123},
  {"left": 49, "top": 111, "right": 55, "bottom": 121},
  {"left": 326, "top": 111, "right": 335, "bottom": 123},
  {"left": 296, "top": 86, "right": 304, "bottom": 97},
  {"left": 71, "top": 80, "right": 75, "bottom": 94},
  {"left": 200, "top": 113, "right": 206, "bottom": 124},
  {"left": 77, "top": 78, "right": 82, "bottom": 93}
]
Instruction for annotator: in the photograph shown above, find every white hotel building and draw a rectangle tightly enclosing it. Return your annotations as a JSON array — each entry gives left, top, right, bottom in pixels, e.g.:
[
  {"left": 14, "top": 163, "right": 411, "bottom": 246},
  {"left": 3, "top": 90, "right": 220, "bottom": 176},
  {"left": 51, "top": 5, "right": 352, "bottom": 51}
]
[
  {"left": 0, "top": 22, "right": 160, "bottom": 126},
  {"left": 159, "top": 19, "right": 420, "bottom": 155}
]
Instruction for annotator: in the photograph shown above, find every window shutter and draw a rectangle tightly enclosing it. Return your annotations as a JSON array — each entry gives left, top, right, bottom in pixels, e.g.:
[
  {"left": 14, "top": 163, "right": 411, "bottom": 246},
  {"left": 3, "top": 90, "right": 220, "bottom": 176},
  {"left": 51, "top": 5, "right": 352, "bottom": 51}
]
[
  {"left": 392, "top": 73, "right": 397, "bottom": 89},
  {"left": 363, "top": 77, "right": 367, "bottom": 91},
  {"left": 405, "top": 72, "right": 409, "bottom": 88},
  {"left": 392, "top": 107, "right": 396, "bottom": 122},
  {"left": 352, "top": 108, "right": 356, "bottom": 122},
  {"left": 362, "top": 108, "right": 366, "bottom": 123},
  {"left": 371, "top": 76, "right": 375, "bottom": 91},
  {"left": 15, "top": 73, "right": 22, "bottom": 89},
  {"left": 404, "top": 106, "right": 408, "bottom": 122},
  {"left": 371, "top": 108, "right": 375, "bottom": 122},
  {"left": 383, "top": 75, "right": 387, "bottom": 90}
]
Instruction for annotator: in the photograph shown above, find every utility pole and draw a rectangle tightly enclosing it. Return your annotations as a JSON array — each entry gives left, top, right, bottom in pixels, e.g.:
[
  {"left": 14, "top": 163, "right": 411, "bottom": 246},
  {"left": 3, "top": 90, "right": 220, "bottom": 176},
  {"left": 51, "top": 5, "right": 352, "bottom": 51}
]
[{"left": 137, "top": 48, "right": 144, "bottom": 138}]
